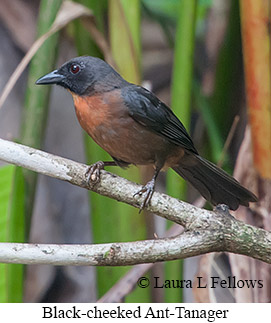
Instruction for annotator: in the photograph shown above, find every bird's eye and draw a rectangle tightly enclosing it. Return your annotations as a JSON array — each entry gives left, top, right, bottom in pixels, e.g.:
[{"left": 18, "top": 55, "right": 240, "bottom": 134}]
[{"left": 70, "top": 63, "right": 80, "bottom": 74}]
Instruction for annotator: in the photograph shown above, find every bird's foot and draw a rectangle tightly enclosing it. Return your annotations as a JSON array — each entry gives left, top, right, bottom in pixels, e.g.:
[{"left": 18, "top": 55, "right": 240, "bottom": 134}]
[
  {"left": 214, "top": 204, "right": 234, "bottom": 218},
  {"left": 134, "top": 179, "right": 155, "bottom": 212},
  {"left": 85, "top": 161, "right": 105, "bottom": 184}
]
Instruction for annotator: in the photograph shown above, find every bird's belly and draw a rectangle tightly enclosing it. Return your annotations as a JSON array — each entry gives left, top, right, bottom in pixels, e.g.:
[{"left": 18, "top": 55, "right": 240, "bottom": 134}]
[
  {"left": 72, "top": 92, "right": 168, "bottom": 165},
  {"left": 91, "top": 120, "right": 162, "bottom": 165}
]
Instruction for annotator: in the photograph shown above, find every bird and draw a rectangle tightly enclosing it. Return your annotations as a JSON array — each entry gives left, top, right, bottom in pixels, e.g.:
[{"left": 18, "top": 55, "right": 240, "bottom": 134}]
[{"left": 36, "top": 56, "right": 257, "bottom": 211}]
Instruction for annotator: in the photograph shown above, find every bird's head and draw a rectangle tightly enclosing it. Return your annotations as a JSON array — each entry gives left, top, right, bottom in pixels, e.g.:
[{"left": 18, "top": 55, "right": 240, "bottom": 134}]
[{"left": 36, "top": 56, "right": 126, "bottom": 95}]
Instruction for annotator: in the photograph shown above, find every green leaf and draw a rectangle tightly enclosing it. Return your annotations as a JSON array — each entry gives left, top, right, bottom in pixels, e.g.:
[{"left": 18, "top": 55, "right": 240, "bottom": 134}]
[
  {"left": 21, "top": 0, "right": 62, "bottom": 233},
  {"left": 0, "top": 165, "right": 25, "bottom": 302},
  {"left": 166, "top": 0, "right": 198, "bottom": 302}
]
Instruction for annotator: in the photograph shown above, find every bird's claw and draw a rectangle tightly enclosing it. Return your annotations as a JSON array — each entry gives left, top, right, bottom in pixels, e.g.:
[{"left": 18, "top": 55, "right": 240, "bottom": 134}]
[
  {"left": 85, "top": 161, "right": 105, "bottom": 184},
  {"left": 134, "top": 180, "right": 155, "bottom": 212}
]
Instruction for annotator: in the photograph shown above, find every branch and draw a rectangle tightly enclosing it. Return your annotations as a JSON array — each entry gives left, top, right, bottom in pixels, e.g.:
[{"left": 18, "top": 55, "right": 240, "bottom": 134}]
[
  {"left": 0, "top": 138, "right": 271, "bottom": 265},
  {"left": 98, "top": 224, "right": 185, "bottom": 302}
]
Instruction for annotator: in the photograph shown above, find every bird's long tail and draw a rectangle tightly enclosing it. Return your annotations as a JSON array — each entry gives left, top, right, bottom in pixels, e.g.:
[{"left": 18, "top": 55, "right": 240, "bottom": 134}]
[{"left": 172, "top": 153, "right": 257, "bottom": 210}]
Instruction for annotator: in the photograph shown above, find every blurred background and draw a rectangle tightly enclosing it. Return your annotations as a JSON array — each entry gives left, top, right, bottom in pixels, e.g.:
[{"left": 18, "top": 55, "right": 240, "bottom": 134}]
[{"left": 0, "top": 0, "right": 270, "bottom": 303}]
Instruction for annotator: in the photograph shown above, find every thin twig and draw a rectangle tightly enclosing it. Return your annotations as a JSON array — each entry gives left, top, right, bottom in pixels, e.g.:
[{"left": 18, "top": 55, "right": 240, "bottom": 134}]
[
  {"left": 217, "top": 115, "right": 240, "bottom": 168},
  {"left": 81, "top": 17, "right": 117, "bottom": 68}
]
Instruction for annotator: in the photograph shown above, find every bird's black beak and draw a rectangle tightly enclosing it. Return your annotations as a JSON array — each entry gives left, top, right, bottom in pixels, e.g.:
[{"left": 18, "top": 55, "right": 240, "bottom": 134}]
[{"left": 35, "top": 70, "right": 65, "bottom": 85}]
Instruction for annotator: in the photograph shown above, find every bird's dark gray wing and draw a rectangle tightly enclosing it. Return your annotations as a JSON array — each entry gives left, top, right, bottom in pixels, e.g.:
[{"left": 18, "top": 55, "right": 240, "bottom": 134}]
[{"left": 122, "top": 85, "right": 198, "bottom": 154}]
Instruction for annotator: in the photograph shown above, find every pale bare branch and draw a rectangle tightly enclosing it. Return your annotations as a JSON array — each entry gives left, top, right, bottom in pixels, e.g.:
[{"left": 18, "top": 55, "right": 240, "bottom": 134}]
[{"left": 0, "top": 138, "right": 270, "bottom": 267}]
